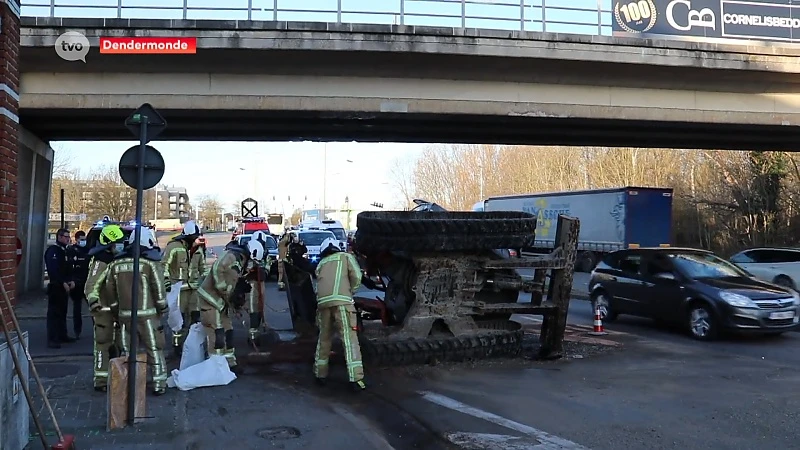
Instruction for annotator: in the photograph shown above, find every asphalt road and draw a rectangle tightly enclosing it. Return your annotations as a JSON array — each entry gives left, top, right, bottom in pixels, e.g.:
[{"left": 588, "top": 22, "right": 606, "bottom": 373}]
[{"left": 23, "top": 234, "right": 800, "bottom": 449}]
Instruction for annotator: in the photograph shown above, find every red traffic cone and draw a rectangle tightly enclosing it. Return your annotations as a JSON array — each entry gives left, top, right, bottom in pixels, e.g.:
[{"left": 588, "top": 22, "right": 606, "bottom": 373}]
[{"left": 588, "top": 304, "right": 608, "bottom": 336}]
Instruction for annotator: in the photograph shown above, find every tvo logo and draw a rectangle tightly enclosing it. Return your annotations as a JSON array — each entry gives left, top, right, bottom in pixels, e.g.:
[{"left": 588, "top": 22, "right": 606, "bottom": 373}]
[
  {"left": 665, "top": 0, "right": 716, "bottom": 31},
  {"left": 55, "top": 31, "right": 90, "bottom": 62}
]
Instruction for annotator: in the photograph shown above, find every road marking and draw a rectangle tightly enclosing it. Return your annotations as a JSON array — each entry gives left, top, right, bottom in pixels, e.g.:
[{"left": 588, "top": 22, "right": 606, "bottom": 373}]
[{"left": 419, "top": 391, "right": 590, "bottom": 449}]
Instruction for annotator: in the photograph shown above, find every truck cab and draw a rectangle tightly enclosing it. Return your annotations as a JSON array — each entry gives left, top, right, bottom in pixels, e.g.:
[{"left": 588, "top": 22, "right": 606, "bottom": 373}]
[{"left": 231, "top": 217, "right": 270, "bottom": 241}]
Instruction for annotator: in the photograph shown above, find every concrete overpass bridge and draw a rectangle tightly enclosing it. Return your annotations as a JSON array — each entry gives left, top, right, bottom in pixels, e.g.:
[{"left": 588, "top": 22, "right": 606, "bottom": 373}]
[{"left": 3, "top": 0, "right": 800, "bottom": 302}]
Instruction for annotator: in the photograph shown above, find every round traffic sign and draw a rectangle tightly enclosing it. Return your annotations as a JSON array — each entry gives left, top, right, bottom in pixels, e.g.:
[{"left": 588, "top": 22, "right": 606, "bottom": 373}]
[
  {"left": 118, "top": 145, "right": 166, "bottom": 190},
  {"left": 16, "top": 237, "right": 22, "bottom": 266}
]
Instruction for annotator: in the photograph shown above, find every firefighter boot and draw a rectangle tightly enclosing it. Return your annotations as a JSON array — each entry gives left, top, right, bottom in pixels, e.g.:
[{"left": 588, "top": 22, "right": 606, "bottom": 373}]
[
  {"left": 350, "top": 380, "right": 366, "bottom": 392},
  {"left": 247, "top": 312, "right": 262, "bottom": 348}
]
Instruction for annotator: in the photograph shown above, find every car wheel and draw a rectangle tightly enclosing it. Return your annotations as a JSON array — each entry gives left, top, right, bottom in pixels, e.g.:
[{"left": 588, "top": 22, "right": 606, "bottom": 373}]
[
  {"left": 591, "top": 292, "right": 618, "bottom": 322},
  {"left": 688, "top": 303, "right": 717, "bottom": 341},
  {"left": 773, "top": 275, "right": 795, "bottom": 290}
]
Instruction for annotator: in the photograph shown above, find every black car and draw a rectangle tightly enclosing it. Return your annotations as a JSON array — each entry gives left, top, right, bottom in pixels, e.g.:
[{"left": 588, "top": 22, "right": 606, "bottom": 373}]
[{"left": 588, "top": 248, "right": 800, "bottom": 340}]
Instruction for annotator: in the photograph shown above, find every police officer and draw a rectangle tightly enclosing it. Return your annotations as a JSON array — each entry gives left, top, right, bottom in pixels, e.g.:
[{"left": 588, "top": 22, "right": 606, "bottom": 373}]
[
  {"left": 84, "top": 224, "right": 126, "bottom": 391},
  {"left": 68, "top": 230, "right": 90, "bottom": 339},
  {"left": 44, "top": 228, "right": 75, "bottom": 348},
  {"left": 197, "top": 240, "right": 255, "bottom": 372},
  {"left": 313, "top": 238, "right": 366, "bottom": 391},
  {"left": 287, "top": 233, "right": 314, "bottom": 275},
  {"left": 105, "top": 227, "right": 169, "bottom": 395},
  {"left": 163, "top": 220, "right": 201, "bottom": 353}
]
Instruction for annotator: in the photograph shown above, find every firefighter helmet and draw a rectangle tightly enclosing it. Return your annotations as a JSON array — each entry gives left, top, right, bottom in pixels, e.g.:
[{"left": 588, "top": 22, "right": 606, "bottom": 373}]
[
  {"left": 98, "top": 224, "right": 125, "bottom": 245},
  {"left": 247, "top": 240, "right": 265, "bottom": 261}
]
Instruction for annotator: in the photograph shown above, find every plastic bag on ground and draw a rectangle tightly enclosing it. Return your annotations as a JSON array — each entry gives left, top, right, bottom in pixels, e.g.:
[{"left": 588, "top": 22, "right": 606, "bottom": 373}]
[
  {"left": 179, "top": 323, "right": 206, "bottom": 370},
  {"left": 166, "top": 355, "right": 236, "bottom": 391},
  {"left": 166, "top": 281, "right": 184, "bottom": 332}
]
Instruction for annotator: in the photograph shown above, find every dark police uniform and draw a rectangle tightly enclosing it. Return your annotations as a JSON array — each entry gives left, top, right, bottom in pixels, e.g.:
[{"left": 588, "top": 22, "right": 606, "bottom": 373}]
[
  {"left": 44, "top": 242, "right": 74, "bottom": 346},
  {"left": 68, "top": 243, "right": 90, "bottom": 338}
]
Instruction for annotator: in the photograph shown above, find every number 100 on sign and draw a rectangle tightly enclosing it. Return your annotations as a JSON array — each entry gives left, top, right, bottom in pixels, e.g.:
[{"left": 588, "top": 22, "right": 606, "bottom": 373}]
[{"left": 614, "top": 0, "right": 657, "bottom": 33}]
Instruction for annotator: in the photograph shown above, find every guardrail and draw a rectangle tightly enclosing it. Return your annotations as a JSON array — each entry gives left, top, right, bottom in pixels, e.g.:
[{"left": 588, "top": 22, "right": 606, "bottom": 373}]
[{"left": 20, "top": 0, "right": 613, "bottom": 36}]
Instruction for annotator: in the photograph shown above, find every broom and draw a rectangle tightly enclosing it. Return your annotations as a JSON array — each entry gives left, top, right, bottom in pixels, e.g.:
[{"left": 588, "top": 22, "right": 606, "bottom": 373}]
[{"left": 0, "top": 277, "right": 76, "bottom": 449}]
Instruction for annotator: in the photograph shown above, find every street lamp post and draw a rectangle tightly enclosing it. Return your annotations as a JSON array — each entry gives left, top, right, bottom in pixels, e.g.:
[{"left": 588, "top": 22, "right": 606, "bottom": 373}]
[
  {"left": 239, "top": 167, "right": 257, "bottom": 206},
  {"left": 321, "top": 145, "right": 354, "bottom": 220}
]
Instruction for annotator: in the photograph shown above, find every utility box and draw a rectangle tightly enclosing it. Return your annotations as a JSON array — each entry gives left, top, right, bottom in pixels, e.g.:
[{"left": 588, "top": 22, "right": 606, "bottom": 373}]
[{"left": 0, "top": 332, "right": 29, "bottom": 450}]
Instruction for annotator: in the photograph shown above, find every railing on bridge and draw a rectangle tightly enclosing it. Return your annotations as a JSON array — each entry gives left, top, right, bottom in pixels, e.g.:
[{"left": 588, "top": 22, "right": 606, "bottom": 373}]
[{"left": 20, "top": 0, "right": 613, "bottom": 36}]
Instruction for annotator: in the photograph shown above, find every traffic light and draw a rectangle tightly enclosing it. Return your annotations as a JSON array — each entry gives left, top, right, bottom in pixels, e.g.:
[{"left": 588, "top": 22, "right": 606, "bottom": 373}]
[{"left": 370, "top": 202, "right": 384, "bottom": 208}]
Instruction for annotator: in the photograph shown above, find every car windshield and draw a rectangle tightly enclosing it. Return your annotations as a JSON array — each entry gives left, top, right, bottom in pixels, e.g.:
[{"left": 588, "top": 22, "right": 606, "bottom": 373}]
[
  {"left": 238, "top": 235, "right": 252, "bottom": 245},
  {"left": 668, "top": 252, "right": 748, "bottom": 279},
  {"left": 263, "top": 236, "right": 278, "bottom": 249},
  {"left": 327, "top": 228, "right": 347, "bottom": 241},
  {"left": 300, "top": 232, "right": 335, "bottom": 246}
]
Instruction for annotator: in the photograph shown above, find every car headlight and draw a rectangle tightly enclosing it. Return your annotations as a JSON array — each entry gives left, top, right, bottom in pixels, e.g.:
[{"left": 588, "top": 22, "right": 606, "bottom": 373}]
[
  {"left": 791, "top": 290, "right": 800, "bottom": 306},
  {"left": 302, "top": 253, "right": 309, "bottom": 258},
  {"left": 719, "top": 291, "right": 757, "bottom": 308}
]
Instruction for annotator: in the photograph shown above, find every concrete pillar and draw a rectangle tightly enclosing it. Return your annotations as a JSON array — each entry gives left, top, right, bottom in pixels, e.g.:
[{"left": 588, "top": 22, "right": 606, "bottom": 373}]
[
  {"left": 16, "top": 128, "right": 53, "bottom": 295},
  {"left": 0, "top": 0, "right": 20, "bottom": 328}
]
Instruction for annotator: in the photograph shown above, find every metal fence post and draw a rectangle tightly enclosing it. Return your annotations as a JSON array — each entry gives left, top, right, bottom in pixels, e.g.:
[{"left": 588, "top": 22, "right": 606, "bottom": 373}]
[
  {"left": 49, "top": 0, "right": 55, "bottom": 18},
  {"left": 116, "top": 0, "right": 121, "bottom": 19},
  {"left": 519, "top": 0, "right": 525, "bottom": 31},
  {"left": 337, "top": 0, "right": 342, "bottom": 23},
  {"left": 461, "top": 0, "right": 466, "bottom": 28},
  {"left": 248, "top": 0, "right": 253, "bottom": 20},
  {"left": 400, "top": 0, "right": 405, "bottom": 25},
  {"left": 597, "top": 0, "right": 602, "bottom": 35},
  {"left": 541, "top": 0, "right": 546, "bottom": 32},
  {"left": 273, "top": 0, "right": 278, "bottom": 20},
  {"left": 182, "top": 0, "right": 187, "bottom": 19}
]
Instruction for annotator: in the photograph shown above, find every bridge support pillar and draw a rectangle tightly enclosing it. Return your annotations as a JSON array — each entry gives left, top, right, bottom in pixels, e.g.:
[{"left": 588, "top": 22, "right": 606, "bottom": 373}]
[
  {"left": 0, "top": 0, "right": 20, "bottom": 326},
  {"left": 17, "top": 129, "right": 53, "bottom": 296}
]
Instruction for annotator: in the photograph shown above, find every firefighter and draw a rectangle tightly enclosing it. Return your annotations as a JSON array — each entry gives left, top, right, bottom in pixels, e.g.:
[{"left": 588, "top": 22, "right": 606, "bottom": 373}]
[
  {"left": 163, "top": 220, "right": 201, "bottom": 353},
  {"left": 287, "top": 233, "right": 314, "bottom": 275},
  {"left": 84, "top": 224, "right": 126, "bottom": 391},
  {"left": 197, "top": 240, "right": 255, "bottom": 372},
  {"left": 313, "top": 238, "right": 366, "bottom": 391},
  {"left": 244, "top": 239, "right": 267, "bottom": 346},
  {"left": 277, "top": 232, "right": 290, "bottom": 290},
  {"left": 104, "top": 227, "right": 169, "bottom": 395},
  {"left": 187, "top": 235, "right": 209, "bottom": 324}
]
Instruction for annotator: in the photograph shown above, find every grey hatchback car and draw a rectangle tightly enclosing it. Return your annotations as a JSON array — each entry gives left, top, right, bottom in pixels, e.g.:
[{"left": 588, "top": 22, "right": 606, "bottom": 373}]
[{"left": 588, "top": 248, "right": 800, "bottom": 340}]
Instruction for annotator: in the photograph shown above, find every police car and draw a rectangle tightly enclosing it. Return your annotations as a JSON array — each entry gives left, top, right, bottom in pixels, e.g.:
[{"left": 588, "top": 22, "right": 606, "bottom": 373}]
[
  {"left": 298, "top": 220, "right": 348, "bottom": 251},
  {"left": 288, "top": 228, "right": 338, "bottom": 268},
  {"left": 85, "top": 216, "right": 159, "bottom": 250}
]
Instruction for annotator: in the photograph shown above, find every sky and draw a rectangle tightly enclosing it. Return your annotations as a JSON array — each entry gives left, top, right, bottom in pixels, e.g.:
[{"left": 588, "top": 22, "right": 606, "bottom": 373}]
[
  {"left": 33, "top": 0, "right": 612, "bottom": 214},
  {"left": 53, "top": 141, "right": 425, "bottom": 214}
]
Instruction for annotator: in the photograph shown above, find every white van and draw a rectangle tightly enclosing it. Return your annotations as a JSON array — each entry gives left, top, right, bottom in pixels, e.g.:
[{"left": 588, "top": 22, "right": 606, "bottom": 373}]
[{"left": 300, "top": 219, "right": 348, "bottom": 251}]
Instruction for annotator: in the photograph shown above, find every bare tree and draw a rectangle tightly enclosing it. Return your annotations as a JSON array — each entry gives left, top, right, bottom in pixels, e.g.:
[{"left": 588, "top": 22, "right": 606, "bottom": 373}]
[
  {"left": 387, "top": 155, "right": 418, "bottom": 209},
  {"left": 196, "top": 195, "right": 223, "bottom": 228},
  {"left": 85, "top": 165, "right": 136, "bottom": 221}
]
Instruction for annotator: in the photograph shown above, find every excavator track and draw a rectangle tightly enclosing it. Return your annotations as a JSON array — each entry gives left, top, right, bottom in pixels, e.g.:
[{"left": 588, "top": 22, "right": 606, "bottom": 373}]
[{"left": 359, "top": 320, "right": 523, "bottom": 366}]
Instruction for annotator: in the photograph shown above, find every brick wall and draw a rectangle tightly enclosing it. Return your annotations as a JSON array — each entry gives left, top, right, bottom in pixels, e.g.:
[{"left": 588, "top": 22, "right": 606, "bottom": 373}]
[{"left": 0, "top": 0, "right": 20, "bottom": 330}]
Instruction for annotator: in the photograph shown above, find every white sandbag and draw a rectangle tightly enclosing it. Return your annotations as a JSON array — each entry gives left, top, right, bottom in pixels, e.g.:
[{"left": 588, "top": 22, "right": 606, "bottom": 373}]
[
  {"left": 166, "top": 355, "right": 236, "bottom": 391},
  {"left": 166, "top": 281, "right": 184, "bottom": 332},
  {"left": 179, "top": 322, "right": 206, "bottom": 371}
]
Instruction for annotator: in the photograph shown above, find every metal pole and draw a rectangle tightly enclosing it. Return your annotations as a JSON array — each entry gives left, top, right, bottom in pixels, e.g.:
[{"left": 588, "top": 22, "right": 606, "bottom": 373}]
[
  {"left": 337, "top": 0, "right": 342, "bottom": 23},
  {"left": 60, "top": 188, "right": 65, "bottom": 229},
  {"left": 400, "top": 0, "right": 405, "bottom": 25},
  {"left": 273, "top": 0, "right": 278, "bottom": 20},
  {"left": 182, "top": 0, "right": 188, "bottom": 20},
  {"left": 520, "top": 0, "right": 525, "bottom": 31},
  {"left": 49, "top": 0, "right": 55, "bottom": 17},
  {"left": 117, "top": 0, "right": 122, "bottom": 19},
  {"left": 596, "top": 0, "right": 602, "bottom": 35},
  {"left": 154, "top": 188, "right": 158, "bottom": 221},
  {"left": 126, "top": 116, "right": 147, "bottom": 426},
  {"left": 542, "top": 0, "right": 546, "bottom": 32},
  {"left": 322, "top": 144, "right": 327, "bottom": 219},
  {"left": 461, "top": 0, "right": 466, "bottom": 29},
  {"left": 247, "top": 0, "right": 253, "bottom": 21}
]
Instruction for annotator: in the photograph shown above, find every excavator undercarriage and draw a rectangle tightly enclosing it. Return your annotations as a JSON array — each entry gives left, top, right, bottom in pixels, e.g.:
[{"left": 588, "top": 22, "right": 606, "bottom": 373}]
[{"left": 282, "top": 210, "right": 580, "bottom": 365}]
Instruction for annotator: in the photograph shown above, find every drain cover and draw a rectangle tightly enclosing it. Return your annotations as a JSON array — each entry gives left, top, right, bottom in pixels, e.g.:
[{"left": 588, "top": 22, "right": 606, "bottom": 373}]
[{"left": 256, "top": 426, "right": 301, "bottom": 440}]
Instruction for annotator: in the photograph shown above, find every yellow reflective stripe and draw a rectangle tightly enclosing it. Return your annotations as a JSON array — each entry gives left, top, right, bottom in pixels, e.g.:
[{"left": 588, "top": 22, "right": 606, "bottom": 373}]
[
  {"left": 118, "top": 308, "right": 158, "bottom": 317},
  {"left": 338, "top": 305, "right": 356, "bottom": 382},
  {"left": 318, "top": 295, "right": 354, "bottom": 305},
  {"left": 198, "top": 287, "right": 225, "bottom": 311}
]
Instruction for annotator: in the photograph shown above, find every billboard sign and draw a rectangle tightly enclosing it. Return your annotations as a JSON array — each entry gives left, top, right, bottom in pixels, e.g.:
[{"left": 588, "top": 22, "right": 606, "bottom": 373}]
[{"left": 612, "top": 0, "right": 800, "bottom": 45}]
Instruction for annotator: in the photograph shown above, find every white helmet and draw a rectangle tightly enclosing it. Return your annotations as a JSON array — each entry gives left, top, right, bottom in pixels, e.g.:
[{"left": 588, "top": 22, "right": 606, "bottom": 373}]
[
  {"left": 182, "top": 220, "right": 200, "bottom": 237},
  {"left": 247, "top": 240, "right": 265, "bottom": 261},
  {"left": 252, "top": 231, "right": 268, "bottom": 243},
  {"left": 127, "top": 227, "right": 157, "bottom": 249},
  {"left": 319, "top": 237, "right": 339, "bottom": 253}
]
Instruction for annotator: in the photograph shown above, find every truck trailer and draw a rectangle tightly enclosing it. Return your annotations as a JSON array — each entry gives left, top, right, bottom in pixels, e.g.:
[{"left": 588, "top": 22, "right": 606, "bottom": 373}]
[{"left": 483, "top": 187, "right": 673, "bottom": 272}]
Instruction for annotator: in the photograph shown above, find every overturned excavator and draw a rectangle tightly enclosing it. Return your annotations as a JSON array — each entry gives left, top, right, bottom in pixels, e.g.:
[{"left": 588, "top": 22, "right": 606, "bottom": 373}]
[{"left": 282, "top": 208, "right": 580, "bottom": 365}]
